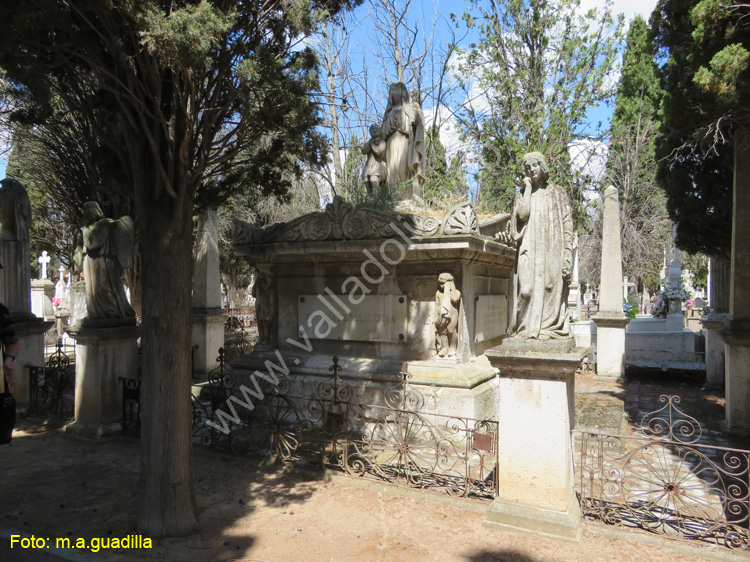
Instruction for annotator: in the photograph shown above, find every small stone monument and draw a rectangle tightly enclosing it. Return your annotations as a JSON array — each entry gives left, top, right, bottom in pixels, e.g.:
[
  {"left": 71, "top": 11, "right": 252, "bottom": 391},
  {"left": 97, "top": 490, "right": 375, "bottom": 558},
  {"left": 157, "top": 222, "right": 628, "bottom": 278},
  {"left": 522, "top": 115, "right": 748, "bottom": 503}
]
[
  {"left": 0, "top": 178, "right": 52, "bottom": 411},
  {"left": 30, "top": 250, "right": 55, "bottom": 322},
  {"left": 484, "top": 153, "right": 585, "bottom": 541},
  {"left": 67, "top": 201, "right": 139, "bottom": 441},
  {"left": 592, "top": 186, "right": 630, "bottom": 380}
]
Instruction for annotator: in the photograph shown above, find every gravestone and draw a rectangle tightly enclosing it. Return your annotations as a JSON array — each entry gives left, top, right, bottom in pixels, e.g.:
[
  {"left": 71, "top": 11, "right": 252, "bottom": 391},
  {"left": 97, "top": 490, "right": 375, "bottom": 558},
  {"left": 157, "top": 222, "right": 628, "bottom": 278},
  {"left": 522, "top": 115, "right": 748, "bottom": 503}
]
[
  {"left": 592, "top": 186, "right": 629, "bottom": 381},
  {"left": 191, "top": 208, "right": 224, "bottom": 378}
]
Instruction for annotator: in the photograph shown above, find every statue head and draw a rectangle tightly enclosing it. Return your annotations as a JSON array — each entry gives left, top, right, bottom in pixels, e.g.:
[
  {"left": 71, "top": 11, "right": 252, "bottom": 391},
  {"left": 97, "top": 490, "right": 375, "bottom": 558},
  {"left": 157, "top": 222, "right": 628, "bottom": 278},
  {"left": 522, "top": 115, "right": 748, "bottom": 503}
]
[
  {"left": 369, "top": 124, "right": 383, "bottom": 138},
  {"left": 438, "top": 272, "right": 454, "bottom": 290},
  {"left": 82, "top": 201, "right": 105, "bottom": 226},
  {"left": 387, "top": 82, "right": 409, "bottom": 107},
  {"left": 521, "top": 152, "right": 549, "bottom": 183}
]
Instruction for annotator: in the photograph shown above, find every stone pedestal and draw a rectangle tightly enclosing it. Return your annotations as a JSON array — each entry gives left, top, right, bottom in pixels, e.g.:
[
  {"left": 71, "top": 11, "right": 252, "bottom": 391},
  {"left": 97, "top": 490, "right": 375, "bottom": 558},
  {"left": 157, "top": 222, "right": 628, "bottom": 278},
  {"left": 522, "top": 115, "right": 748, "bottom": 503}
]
[
  {"left": 0, "top": 239, "right": 32, "bottom": 315},
  {"left": 665, "top": 299, "right": 685, "bottom": 332},
  {"left": 720, "top": 328, "right": 750, "bottom": 435},
  {"left": 30, "top": 278, "right": 55, "bottom": 322},
  {"left": 66, "top": 323, "right": 139, "bottom": 440},
  {"left": 12, "top": 318, "right": 54, "bottom": 412},
  {"left": 483, "top": 341, "right": 586, "bottom": 541},
  {"left": 702, "top": 313, "right": 728, "bottom": 388},
  {"left": 191, "top": 310, "right": 225, "bottom": 378},
  {"left": 592, "top": 314, "right": 630, "bottom": 381}
]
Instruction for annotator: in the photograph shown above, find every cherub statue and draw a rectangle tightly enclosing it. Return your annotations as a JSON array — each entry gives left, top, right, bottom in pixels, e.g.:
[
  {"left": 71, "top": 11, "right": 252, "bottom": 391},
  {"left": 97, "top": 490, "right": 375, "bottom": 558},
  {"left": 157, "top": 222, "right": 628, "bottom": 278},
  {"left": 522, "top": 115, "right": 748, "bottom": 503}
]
[
  {"left": 362, "top": 124, "right": 387, "bottom": 195},
  {"left": 435, "top": 272, "right": 461, "bottom": 357},
  {"left": 252, "top": 272, "right": 276, "bottom": 348}
]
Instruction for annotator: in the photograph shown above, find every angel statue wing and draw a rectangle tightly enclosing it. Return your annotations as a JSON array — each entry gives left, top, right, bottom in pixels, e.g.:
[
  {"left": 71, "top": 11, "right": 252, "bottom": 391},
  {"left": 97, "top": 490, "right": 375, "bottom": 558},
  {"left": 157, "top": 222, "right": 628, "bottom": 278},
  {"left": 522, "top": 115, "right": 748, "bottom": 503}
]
[{"left": 112, "top": 215, "right": 135, "bottom": 270}]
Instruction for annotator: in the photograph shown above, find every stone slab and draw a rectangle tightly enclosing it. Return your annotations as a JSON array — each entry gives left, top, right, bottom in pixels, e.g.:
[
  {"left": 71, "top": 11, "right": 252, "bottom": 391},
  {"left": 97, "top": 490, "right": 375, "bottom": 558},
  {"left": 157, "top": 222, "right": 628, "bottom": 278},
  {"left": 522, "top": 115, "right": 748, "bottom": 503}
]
[
  {"left": 474, "top": 295, "right": 508, "bottom": 342},
  {"left": 298, "top": 294, "right": 407, "bottom": 342}
]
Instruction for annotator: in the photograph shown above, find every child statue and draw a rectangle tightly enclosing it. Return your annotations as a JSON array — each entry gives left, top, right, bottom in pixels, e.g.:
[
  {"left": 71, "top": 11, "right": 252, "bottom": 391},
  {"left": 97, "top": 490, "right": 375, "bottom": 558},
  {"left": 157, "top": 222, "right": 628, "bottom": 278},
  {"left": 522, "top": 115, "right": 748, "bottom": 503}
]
[{"left": 362, "top": 124, "right": 387, "bottom": 195}]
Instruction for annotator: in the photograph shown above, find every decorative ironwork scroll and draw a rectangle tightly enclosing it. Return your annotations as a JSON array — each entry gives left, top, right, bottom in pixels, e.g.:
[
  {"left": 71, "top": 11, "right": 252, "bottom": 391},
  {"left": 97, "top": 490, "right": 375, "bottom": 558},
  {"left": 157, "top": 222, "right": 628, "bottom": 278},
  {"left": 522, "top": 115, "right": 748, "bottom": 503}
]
[
  {"left": 28, "top": 340, "right": 74, "bottom": 421},
  {"left": 576, "top": 395, "right": 750, "bottom": 551}
]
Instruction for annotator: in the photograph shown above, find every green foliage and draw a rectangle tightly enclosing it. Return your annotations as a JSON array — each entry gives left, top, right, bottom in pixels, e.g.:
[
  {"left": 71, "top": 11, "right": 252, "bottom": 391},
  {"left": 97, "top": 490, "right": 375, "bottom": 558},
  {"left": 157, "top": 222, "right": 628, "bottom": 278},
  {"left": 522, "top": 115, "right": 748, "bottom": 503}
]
[
  {"left": 420, "top": 125, "right": 466, "bottom": 207},
  {"left": 340, "top": 134, "right": 368, "bottom": 203},
  {"left": 604, "top": 16, "right": 672, "bottom": 293},
  {"left": 456, "top": 0, "right": 623, "bottom": 227},
  {"left": 651, "top": 0, "right": 739, "bottom": 259},
  {"left": 141, "top": 2, "right": 236, "bottom": 69}
]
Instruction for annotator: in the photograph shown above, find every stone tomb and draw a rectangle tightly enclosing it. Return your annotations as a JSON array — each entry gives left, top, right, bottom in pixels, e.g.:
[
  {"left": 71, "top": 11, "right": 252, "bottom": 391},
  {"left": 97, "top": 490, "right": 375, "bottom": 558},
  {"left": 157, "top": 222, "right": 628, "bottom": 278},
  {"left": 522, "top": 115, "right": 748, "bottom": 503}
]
[{"left": 232, "top": 198, "right": 517, "bottom": 420}]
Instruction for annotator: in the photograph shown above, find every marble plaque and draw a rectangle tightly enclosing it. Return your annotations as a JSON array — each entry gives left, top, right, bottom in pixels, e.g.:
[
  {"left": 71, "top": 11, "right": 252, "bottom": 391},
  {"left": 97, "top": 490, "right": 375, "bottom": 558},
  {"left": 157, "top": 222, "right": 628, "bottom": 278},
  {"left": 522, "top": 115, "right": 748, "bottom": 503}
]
[
  {"left": 474, "top": 295, "right": 508, "bottom": 342},
  {"left": 299, "top": 294, "right": 408, "bottom": 342}
]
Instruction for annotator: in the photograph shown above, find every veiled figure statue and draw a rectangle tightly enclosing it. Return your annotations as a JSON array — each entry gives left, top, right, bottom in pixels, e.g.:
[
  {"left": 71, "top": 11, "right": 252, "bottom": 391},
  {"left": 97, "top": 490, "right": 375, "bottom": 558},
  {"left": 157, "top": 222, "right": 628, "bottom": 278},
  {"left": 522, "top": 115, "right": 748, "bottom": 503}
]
[
  {"left": 508, "top": 152, "right": 573, "bottom": 340},
  {"left": 380, "top": 82, "right": 425, "bottom": 197},
  {"left": 81, "top": 201, "right": 135, "bottom": 321}
]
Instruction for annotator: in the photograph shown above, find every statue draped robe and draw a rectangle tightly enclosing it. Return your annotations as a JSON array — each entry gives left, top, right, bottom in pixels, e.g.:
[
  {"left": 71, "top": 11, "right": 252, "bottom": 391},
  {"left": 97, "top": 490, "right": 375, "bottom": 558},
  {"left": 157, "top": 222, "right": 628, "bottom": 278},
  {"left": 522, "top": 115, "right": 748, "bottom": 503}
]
[
  {"left": 509, "top": 182, "right": 573, "bottom": 339},
  {"left": 83, "top": 217, "right": 135, "bottom": 320}
]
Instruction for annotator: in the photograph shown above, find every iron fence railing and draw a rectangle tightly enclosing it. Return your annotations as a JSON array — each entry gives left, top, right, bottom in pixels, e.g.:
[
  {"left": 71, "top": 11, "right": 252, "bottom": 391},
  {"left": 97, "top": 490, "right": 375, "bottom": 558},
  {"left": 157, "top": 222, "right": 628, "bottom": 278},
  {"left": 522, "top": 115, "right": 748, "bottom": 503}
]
[
  {"left": 28, "top": 340, "right": 74, "bottom": 421},
  {"left": 126, "top": 351, "right": 498, "bottom": 500},
  {"left": 575, "top": 395, "right": 749, "bottom": 551}
]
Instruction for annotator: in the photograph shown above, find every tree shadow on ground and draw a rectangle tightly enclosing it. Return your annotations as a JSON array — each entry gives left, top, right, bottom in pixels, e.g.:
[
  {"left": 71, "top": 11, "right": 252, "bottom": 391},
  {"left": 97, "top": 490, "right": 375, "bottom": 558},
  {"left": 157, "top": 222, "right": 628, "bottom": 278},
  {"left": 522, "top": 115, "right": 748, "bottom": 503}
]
[
  {"left": 463, "top": 549, "right": 542, "bottom": 562},
  {"left": 0, "top": 417, "right": 326, "bottom": 562}
]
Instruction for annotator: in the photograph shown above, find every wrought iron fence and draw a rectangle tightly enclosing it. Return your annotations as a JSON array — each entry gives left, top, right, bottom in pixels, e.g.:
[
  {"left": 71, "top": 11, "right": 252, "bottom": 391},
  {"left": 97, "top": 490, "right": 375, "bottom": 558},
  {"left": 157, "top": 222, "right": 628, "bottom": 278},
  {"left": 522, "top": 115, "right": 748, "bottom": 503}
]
[
  {"left": 575, "top": 395, "right": 749, "bottom": 551},
  {"left": 128, "top": 350, "right": 498, "bottom": 500},
  {"left": 223, "top": 317, "right": 252, "bottom": 361},
  {"left": 28, "top": 340, "right": 74, "bottom": 421}
]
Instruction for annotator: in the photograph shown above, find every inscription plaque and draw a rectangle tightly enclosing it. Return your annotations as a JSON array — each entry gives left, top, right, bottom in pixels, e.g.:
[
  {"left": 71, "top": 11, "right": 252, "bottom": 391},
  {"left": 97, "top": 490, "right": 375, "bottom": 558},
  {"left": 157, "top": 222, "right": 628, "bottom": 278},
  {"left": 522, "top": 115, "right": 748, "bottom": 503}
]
[
  {"left": 474, "top": 295, "right": 508, "bottom": 342},
  {"left": 299, "top": 294, "right": 408, "bottom": 342}
]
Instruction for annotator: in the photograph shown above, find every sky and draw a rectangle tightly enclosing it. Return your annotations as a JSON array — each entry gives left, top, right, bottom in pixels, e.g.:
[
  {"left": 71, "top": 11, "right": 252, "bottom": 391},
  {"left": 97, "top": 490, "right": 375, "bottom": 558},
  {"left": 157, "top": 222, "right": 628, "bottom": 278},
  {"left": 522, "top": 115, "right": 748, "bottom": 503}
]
[{"left": 0, "top": 0, "right": 659, "bottom": 182}]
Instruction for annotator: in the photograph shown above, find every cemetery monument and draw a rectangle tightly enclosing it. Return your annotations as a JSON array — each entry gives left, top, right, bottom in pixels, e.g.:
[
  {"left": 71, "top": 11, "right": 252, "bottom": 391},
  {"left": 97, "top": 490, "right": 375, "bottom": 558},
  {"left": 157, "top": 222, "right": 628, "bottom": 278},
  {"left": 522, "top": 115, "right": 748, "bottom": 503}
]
[
  {"left": 483, "top": 153, "right": 586, "bottom": 541},
  {"left": 0, "top": 178, "right": 52, "bottom": 411},
  {"left": 67, "top": 201, "right": 139, "bottom": 440}
]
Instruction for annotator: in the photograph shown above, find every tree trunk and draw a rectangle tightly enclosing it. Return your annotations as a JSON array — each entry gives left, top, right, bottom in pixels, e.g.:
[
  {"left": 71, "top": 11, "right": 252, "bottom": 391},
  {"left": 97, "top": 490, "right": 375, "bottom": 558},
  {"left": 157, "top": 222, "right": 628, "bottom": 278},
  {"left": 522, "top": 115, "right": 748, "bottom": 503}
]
[{"left": 136, "top": 181, "right": 197, "bottom": 537}]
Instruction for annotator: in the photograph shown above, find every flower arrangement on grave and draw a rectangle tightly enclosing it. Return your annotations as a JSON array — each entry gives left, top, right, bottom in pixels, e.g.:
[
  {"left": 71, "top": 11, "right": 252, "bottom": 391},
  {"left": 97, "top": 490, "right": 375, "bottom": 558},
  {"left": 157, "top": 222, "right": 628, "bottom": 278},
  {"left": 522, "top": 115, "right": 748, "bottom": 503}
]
[
  {"left": 650, "top": 279, "right": 692, "bottom": 318},
  {"left": 623, "top": 296, "right": 639, "bottom": 319}
]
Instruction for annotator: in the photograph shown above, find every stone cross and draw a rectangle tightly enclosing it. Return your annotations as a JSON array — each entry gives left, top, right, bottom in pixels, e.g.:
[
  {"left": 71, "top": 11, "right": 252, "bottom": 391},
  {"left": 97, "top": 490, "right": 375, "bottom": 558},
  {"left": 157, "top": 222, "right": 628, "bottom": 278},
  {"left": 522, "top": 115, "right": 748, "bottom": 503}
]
[
  {"left": 622, "top": 276, "right": 635, "bottom": 302},
  {"left": 58, "top": 264, "right": 65, "bottom": 280},
  {"left": 38, "top": 250, "right": 51, "bottom": 279}
]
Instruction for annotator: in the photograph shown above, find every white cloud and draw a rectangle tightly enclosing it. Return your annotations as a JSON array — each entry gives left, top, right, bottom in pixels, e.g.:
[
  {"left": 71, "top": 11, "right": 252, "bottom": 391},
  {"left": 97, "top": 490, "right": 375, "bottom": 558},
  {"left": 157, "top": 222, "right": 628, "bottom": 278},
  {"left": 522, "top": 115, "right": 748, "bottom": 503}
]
[{"left": 579, "top": 0, "right": 657, "bottom": 24}]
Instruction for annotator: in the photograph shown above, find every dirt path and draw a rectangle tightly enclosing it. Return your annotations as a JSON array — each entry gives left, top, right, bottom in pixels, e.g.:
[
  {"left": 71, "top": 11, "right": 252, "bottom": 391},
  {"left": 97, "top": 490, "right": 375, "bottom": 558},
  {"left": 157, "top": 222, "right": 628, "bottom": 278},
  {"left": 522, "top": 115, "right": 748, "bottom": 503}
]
[{"left": 1, "top": 407, "right": 746, "bottom": 562}]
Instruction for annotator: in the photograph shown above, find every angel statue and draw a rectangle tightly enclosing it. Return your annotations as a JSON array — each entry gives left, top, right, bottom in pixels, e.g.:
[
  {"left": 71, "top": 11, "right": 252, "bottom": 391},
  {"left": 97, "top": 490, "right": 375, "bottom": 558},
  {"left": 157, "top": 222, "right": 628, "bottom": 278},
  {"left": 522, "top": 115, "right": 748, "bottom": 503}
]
[{"left": 79, "top": 201, "right": 135, "bottom": 321}]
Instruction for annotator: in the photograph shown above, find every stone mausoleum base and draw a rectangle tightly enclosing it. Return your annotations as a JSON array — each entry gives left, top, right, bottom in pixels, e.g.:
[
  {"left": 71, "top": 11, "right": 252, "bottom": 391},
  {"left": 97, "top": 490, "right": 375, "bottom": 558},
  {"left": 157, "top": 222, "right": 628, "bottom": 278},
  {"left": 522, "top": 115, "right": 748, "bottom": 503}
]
[{"left": 231, "top": 352, "right": 499, "bottom": 421}]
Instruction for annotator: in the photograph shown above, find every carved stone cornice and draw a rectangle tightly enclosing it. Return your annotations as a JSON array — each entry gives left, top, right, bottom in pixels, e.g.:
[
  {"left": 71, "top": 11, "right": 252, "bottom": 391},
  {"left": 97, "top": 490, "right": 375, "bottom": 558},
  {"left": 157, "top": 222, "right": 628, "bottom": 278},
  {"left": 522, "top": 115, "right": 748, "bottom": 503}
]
[{"left": 233, "top": 196, "right": 517, "bottom": 251}]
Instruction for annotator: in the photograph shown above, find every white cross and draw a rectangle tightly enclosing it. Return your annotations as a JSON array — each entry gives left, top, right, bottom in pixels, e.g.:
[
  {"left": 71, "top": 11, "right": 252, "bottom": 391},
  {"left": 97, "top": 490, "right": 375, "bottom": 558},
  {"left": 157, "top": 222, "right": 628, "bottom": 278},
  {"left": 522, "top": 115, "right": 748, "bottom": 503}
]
[
  {"left": 38, "top": 251, "right": 51, "bottom": 279},
  {"left": 58, "top": 264, "right": 65, "bottom": 280}
]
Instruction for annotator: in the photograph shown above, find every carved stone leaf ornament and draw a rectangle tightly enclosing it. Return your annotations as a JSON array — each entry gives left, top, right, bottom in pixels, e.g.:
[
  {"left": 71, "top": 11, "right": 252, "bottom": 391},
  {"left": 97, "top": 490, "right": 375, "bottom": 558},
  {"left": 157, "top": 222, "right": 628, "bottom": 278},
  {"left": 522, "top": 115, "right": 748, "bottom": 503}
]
[{"left": 442, "top": 201, "right": 479, "bottom": 235}]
